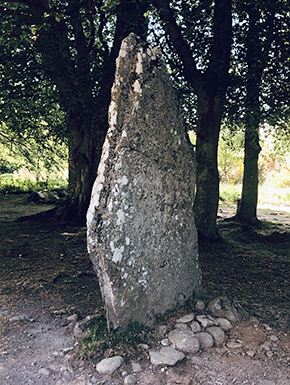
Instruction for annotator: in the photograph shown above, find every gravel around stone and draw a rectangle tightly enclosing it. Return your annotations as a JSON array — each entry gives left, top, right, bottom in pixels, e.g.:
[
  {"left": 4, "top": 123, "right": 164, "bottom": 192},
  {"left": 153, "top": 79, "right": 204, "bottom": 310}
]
[{"left": 1, "top": 194, "right": 290, "bottom": 384}]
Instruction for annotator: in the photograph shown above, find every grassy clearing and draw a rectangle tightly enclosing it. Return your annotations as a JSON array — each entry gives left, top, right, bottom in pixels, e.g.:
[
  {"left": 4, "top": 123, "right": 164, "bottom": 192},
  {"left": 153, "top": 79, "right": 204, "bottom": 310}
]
[
  {"left": 220, "top": 182, "right": 290, "bottom": 207},
  {"left": 0, "top": 173, "right": 67, "bottom": 194}
]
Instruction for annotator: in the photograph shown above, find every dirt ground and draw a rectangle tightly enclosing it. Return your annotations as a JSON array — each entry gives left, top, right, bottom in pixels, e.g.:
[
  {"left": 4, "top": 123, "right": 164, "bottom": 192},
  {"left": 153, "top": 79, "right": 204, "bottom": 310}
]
[{"left": 0, "top": 193, "right": 290, "bottom": 385}]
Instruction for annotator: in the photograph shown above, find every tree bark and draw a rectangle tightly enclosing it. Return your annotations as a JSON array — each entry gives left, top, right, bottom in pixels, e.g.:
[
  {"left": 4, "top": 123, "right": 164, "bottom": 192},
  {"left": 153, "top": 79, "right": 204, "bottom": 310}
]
[
  {"left": 32, "top": 0, "right": 149, "bottom": 224},
  {"left": 154, "top": 0, "right": 232, "bottom": 239},
  {"left": 236, "top": 8, "right": 265, "bottom": 224},
  {"left": 194, "top": 90, "right": 224, "bottom": 239}
]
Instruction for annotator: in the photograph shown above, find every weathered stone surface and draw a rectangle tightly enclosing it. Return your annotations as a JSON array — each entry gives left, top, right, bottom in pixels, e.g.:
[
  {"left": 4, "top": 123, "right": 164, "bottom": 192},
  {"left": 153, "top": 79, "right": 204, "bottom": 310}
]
[
  {"left": 175, "top": 323, "right": 189, "bottom": 330},
  {"left": 158, "top": 325, "right": 168, "bottom": 336},
  {"left": 9, "top": 315, "right": 29, "bottom": 322},
  {"left": 96, "top": 356, "right": 124, "bottom": 375},
  {"left": 216, "top": 317, "right": 233, "bottom": 331},
  {"left": 176, "top": 313, "right": 195, "bottom": 323},
  {"left": 87, "top": 33, "right": 201, "bottom": 329},
  {"left": 207, "top": 297, "right": 249, "bottom": 321},
  {"left": 150, "top": 347, "right": 185, "bottom": 366},
  {"left": 124, "top": 374, "right": 137, "bottom": 384},
  {"left": 132, "top": 362, "right": 142, "bottom": 373},
  {"left": 195, "top": 332, "right": 214, "bottom": 348},
  {"left": 161, "top": 338, "right": 169, "bottom": 346},
  {"left": 226, "top": 341, "right": 243, "bottom": 349},
  {"left": 195, "top": 300, "right": 205, "bottom": 311},
  {"left": 196, "top": 315, "right": 217, "bottom": 328},
  {"left": 206, "top": 326, "right": 225, "bottom": 345},
  {"left": 190, "top": 321, "right": 202, "bottom": 333},
  {"left": 38, "top": 368, "right": 50, "bottom": 376},
  {"left": 168, "top": 328, "right": 200, "bottom": 353}
]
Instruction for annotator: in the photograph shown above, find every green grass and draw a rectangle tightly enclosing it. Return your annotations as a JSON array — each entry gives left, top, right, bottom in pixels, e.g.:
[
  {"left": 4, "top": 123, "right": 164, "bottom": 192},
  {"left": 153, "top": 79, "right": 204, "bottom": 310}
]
[
  {"left": 79, "top": 315, "right": 151, "bottom": 359},
  {"left": 220, "top": 182, "right": 290, "bottom": 206},
  {"left": 220, "top": 183, "right": 242, "bottom": 203},
  {"left": 0, "top": 174, "right": 67, "bottom": 194}
]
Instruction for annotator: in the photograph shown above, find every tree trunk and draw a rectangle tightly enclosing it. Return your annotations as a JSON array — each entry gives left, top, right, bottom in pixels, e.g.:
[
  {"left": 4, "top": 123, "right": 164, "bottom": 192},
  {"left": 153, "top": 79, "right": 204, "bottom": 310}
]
[
  {"left": 194, "top": 92, "right": 223, "bottom": 239},
  {"left": 236, "top": 7, "right": 264, "bottom": 224},
  {"left": 154, "top": 0, "right": 232, "bottom": 239},
  {"left": 33, "top": 1, "right": 149, "bottom": 224},
  {"left": 238, "top": 124, "right": 261, "bottom": 224},
  {"left": 63, "top": 109, "right": 107, "bottom": 223}
]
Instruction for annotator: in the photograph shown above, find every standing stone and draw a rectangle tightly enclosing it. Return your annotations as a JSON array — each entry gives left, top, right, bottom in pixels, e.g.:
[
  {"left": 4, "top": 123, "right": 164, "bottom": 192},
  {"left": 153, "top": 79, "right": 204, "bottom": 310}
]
[{"left": 87, "top": 33, "right": 201, "bottom": 329}]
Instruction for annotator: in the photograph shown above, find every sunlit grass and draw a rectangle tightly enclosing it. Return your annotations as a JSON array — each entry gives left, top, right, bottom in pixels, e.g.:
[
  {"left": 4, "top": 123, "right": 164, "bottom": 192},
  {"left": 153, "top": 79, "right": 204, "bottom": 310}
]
[
  {"left": 259, "top": 185, "right": 290, "bottom": 206},
  {"left": 0, "top": 174, "right": 67, "bottom": 194},
  {"left": 220, "top": 182, "right": 290, "bottom": 206}
]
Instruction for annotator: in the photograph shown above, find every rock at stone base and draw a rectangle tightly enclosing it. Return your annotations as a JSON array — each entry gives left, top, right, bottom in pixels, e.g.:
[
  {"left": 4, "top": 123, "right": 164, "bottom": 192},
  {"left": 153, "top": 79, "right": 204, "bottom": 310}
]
[
  {"left": 9, "top": 315, "right": 29, "bottom": 322},
  {"left": 132, "top": 362, "right": 142, "bottom": 373},
  {"left": 175, "top": 323, "right": 189, "bottom": 330},
  {"left": 161, "top": 338, "right": 169, "bottom": 346},
  {"left": 226, "top": 341, "right": 243, "bottom": 349},
  {"left": 195, "top": 300, "right": 205, "bottom": 311},
  {"left": 150, "top": 347, "right": 185, "bottom": 366},
  {"left": 38, "top": 368, "right": 50, "bottom": 376},
  {"left": 139, "top": 343, "right": 150, "bottom": 350},
  {"left": 87, "top": 32, "right": 201, "bottom": 330},
  {"left": 206, "top": 326, "right": 225, "bottom": 345},
  {"left": 216, "top": 317, "right": 233, "bottom": 331},
  {"left": 207, "top": 297, "right": 249, "bottom": 321},
  {"left": 190, "top": 321, "right": 202, "bottom": 333},
  {"left": 176, "top": 313, "right": 195, "bottom": 323},
  {"left": 194, "top": 332, "right": 214, "bottom": 349},
  {"left": 158, "top": 325, "right": 168, "bottom": 336},
  {"left": 196, "top": 315, "right": 217, "bottom": 328},
  {"left": 260, "top": 341, "right": 271, "bottom": 351},
  {"left": 168, "top": 328, "right": 200, "bottom": 353},
  {"left": 124, "top": 374, "right": 137, "bottom": 384},
  {"left": 96, "top": 356, "right": 124, "bottom": 375}
]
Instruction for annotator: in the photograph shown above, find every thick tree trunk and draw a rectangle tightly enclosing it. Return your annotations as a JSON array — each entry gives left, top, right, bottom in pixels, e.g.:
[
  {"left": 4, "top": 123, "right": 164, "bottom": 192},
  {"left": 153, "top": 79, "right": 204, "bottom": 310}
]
[
  {"left": 154, "top": 0, "right": 232, "bottom": 239},
  {"left": 236, "top": 7, "right": 264, "bottom": 225},
  {"left": 62, "top": 109, "right": 107, "bottom": 223},
  {"left": 33, "top": 1, "right": 149, "bottom": 224},
  {"left": 238, "top": 126, "right": 261, "bottom": 224},
  {"left": 194, "top": 93, "right": 223, "bottom": 239}
]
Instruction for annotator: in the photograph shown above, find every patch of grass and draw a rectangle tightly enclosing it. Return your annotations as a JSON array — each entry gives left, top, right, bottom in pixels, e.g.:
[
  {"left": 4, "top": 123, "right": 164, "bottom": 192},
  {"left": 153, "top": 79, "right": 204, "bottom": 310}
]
[
  {"left": 79, "top": 315, "right": 152, "bottom": 359},
  {"left": 0, "top": 324, "right": 5, "bottom": 335},
  {"left": 220, "top": 183, "right": 242, "bottom": 203},
  {"left": 220, "top": 182, "right": 290, "bottom": 206},
  {"left": 259, "top": 185, "right": 290, "bottom": 205},
  {"left": 0, "top": 174, "right": 67, "bottom": 194}
]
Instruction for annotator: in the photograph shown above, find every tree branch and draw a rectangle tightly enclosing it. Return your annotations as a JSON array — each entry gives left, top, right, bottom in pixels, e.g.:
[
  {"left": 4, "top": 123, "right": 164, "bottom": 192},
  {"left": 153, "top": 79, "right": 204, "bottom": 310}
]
[
  {"left": 153, "top": 0, "right": 201, "bottom": 89},
  {"left": 207, "top": 0, "right": 232, "bottom": 80}
]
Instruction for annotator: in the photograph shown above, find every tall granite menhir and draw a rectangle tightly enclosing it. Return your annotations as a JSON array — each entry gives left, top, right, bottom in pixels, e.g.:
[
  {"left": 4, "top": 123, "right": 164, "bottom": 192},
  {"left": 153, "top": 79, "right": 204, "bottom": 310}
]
[{"left": 87, "top": 33, "right": 201, "bottom": 330}]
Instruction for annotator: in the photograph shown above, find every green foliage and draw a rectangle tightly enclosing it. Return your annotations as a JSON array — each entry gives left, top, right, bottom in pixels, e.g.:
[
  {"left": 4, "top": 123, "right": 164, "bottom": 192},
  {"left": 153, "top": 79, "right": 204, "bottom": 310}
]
[
  {"left": 220, "top": 183, "right": 242, "bottom": 203},
  {"left": 218, "top": 125, "right": 244, "bottom": 184},
  {"left": 219, "top": 126, "right": 290, "bottom": 205},
  {"left": 0, "top": 122, "right": 68, "bottom": 181},
  {"left": 0, "top": 174, "right": 67, "bottom": 194},
  {"left": 80, "top": 315, "right": 149, "bottom": 358},
  {"left": 225, "top": 0, "right": 290, "bottom": 132}
]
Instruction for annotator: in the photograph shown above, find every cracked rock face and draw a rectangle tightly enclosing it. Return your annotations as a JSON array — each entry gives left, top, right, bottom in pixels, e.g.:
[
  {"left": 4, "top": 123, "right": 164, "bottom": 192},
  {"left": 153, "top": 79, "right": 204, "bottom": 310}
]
[{"left": 87, "top": 33, "right": 201, "bottom": 330}]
